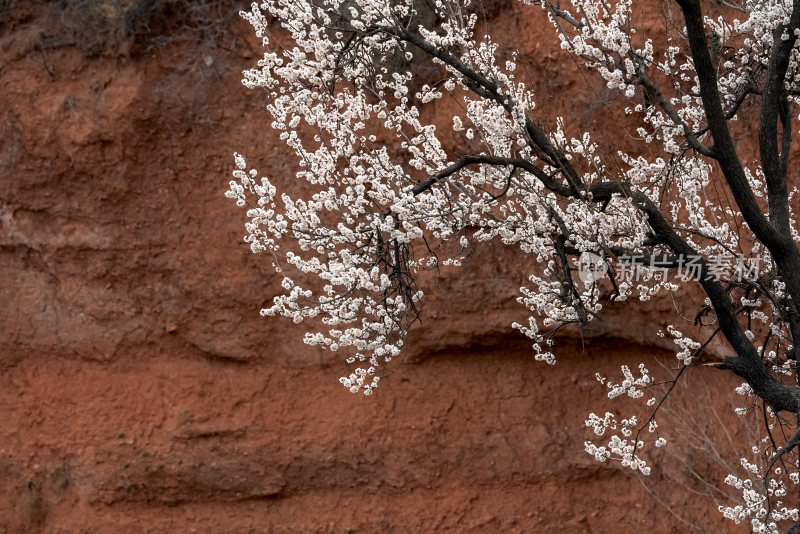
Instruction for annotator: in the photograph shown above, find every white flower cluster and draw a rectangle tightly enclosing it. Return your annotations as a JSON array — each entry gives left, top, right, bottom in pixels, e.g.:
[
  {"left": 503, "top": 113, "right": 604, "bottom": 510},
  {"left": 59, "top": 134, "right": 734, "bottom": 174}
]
[
  {"left": 661, "top": 325, "right": 702, "bottom": 365},
  {"left": 230, "top": 0, "right": 679, "bottom": 385},
  {"left": 720, "top": 459, "right": 799, "bottom": 533},
  {"left": 229, "top": 0, "right": 786, "bottom": 388},
  {"left": 584, "top": 364, "right": 657, "bottom": 475},
  {"left": 228, "top": 0, "right": 800, "bottom": 528},
  {"left": 724, "top": 379, "right": 800, "bottom": 532}
]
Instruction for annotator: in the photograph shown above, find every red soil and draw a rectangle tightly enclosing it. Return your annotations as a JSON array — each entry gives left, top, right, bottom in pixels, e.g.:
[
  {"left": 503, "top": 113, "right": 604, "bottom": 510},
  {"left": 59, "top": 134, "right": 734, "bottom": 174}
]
[{"left": 0, "top": 2, "right": 754, "bottom": 532}]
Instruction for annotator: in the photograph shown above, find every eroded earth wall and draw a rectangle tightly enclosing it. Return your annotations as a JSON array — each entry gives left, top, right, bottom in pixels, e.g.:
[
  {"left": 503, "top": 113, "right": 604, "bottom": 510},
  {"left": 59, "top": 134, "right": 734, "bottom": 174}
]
[{"left": 0, "top": 2, "right": 753, "bottom": 532}]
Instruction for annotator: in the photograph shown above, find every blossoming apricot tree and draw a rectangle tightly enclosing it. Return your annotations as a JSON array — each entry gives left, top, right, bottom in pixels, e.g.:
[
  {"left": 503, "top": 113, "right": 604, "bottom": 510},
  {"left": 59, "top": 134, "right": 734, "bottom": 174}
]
[{"left": 228, "top": 0, "right": 800, "bottom": 530}]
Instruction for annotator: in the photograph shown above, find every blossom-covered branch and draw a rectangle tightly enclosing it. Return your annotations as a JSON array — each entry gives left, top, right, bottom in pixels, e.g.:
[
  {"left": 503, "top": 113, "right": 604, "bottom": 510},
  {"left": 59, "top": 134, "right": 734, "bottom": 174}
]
[{"left": 228, "top": 0, "right": 800, "bottom": 530}]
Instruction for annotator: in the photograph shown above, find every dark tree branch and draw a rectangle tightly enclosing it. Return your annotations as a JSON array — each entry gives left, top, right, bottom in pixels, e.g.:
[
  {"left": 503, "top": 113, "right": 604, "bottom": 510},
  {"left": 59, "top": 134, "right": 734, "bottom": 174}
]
[
  {"left": 766, "top": 428, "right": 800, "bottom": 475},
  {"left": 394, "top": 28, "right": 586, "bottom": 191},
  {"left": 676, "top": 0, "right": 787, "bottom": 253},
  {"left": 759, "top": 0, "right": 800, "bottom": 236},
  {"left": 676, "top": 0, "right": 800, "bottom": 345},
  {"left": 410, "top": 155, "right": 567, "bottom": 196},
  {"left": 692, "top": 84, "right": 757, "bottom": 139},
  {"left": 399, "top": 15, "right": 800, "bottom": 415},
  {"left": 543, "top": 1, "right": 717, "bottom": 158},
  {"left": 636, "top": 68, "right": 716, "bottom": 157}
]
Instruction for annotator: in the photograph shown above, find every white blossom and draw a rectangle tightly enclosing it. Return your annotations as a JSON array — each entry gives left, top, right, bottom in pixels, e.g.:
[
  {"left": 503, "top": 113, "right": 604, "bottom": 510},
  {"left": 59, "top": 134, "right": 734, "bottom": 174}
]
[{"left": 228, "top": 0, "right": 800, "bottom": 529}]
